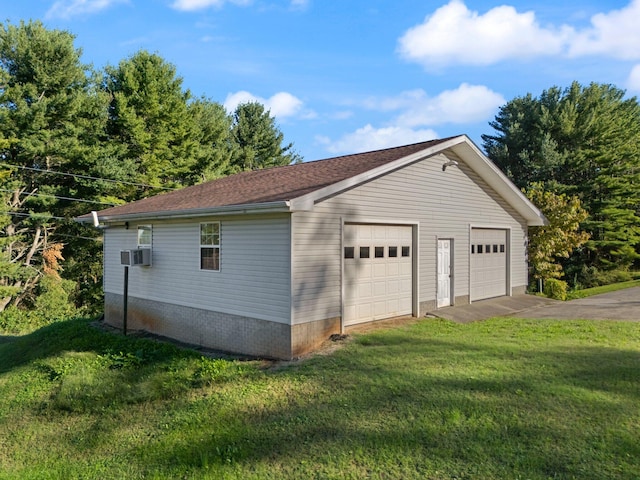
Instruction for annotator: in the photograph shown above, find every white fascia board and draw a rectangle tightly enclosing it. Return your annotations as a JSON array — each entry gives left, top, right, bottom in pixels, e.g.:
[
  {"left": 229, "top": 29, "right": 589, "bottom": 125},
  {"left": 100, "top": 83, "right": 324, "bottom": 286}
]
[
  {"left": 76, "top": 201, "right": 291, "bottom": 224},
  {"left": 450, "top": 139, "right": 547, "bottom": 226},
  {"left": 288, "top": 135, "right": 468, "bottom": 211}
]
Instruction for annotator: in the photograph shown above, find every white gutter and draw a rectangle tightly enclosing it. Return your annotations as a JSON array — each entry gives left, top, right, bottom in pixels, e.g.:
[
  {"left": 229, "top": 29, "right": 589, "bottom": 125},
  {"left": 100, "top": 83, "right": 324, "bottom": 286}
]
[{"left": 75, "top": 200, "right": 292, "bottom": 224}]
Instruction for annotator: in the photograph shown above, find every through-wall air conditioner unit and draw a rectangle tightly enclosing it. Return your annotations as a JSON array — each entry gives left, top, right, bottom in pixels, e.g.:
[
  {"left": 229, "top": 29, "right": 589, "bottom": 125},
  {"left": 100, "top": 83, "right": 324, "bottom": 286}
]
[{"left": 120, "top": 249, "right": 151, "bottom": 267}]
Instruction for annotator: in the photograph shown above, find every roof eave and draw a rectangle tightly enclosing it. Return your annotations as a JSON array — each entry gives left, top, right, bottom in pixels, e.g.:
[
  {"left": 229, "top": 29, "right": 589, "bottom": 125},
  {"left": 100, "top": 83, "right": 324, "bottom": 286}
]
[{"left": 75, "top": 200, "right": 292, "bottom": 224}]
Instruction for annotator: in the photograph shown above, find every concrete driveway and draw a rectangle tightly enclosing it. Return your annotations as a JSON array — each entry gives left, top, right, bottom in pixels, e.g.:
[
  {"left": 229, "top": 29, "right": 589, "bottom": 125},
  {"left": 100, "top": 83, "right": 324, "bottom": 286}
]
[{"left": 430, "top": 287, "right": 640, "bottom": 323}]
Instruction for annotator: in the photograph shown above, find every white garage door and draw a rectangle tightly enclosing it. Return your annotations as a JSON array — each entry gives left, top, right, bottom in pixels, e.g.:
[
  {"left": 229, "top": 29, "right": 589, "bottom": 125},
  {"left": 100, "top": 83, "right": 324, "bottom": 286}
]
[
  {"left": 343, "top": 224, "right": 413, "bottom": 326},
  {"left": 470, "top": 228, "right": 508, "bottom": 301}
]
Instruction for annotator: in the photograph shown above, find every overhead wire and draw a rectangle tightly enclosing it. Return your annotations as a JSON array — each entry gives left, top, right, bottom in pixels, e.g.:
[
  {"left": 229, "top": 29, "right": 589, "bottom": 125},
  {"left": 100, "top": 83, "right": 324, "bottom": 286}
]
[
  {"left": 7, "top": 211, "right": 67, "bottom": 220},
  {"left": 0, "top": 188, "right": 118, "bottom": 206},
  {"left": 0, "top": 162, "right": 177, "bottom": 190}
]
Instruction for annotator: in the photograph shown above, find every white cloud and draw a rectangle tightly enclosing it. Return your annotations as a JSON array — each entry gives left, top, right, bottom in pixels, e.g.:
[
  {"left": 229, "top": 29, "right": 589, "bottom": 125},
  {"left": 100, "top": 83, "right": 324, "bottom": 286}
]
[
  {"left": 396, "top": 84, "right": 505, "bottom": 126},
  {"left": 224, "top": 90, "right": 305, "bottom": 118},
  {"left": 359, "top": 84, "right": 504, "bottom": 126},
  {"left": 398, "top": 0, "right": 569, "bottom": 68},
  {"left": 46, "top": 0, "right": 127, "bottom": 19},
  {"left": 319, "top": 83, "right": 503, "bottom": 155},
  {"left": 318, "top": 125, "right": 439, "bottom": 155},
  {"left": 626, "top": 64, "right": 640, "bottom": 92},
  {"left": 361, "top": 89, "right": 426, "bottom": 112},
  {"left": 569, "top": 0, "right": 640, "bottom": 60},
  {"left": 398, "top": 0, "right": 640, "bottom": 68},
  {"left": 171, "top": 0, "right": 251, "bottom": 11},
  {"left": 290, "top": 0, "right": 309, "bottom": 10}
]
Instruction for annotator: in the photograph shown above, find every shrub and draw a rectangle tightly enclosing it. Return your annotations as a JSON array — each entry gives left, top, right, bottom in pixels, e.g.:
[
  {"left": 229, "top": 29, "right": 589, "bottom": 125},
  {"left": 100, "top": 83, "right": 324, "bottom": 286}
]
[
  {"left": 576, "top": 266, "right": 633, "bottom": 289},
  {"left": 0, "top": 275, "right": 80, "bottom": 334},
  {"left": 544, "top": 278, "right": 568, "bottom": 300}
]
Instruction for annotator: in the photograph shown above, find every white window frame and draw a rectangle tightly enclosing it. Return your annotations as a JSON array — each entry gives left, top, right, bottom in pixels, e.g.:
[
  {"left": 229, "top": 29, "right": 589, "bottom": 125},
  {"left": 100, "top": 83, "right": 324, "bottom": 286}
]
[
  {"left": 200, "top": 222, "right": 220, "bottom": 271},
  {"left": 137, "top": 225, "right": 152, "bottom": 248}
]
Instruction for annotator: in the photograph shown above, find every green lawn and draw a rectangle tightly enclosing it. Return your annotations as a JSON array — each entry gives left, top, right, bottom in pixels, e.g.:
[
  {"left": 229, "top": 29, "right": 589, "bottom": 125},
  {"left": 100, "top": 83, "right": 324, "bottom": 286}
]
[
  {"left": 567, "top": 279, "right": 640, "bottom": 299},
  {"left": 1, "top": 317, "right": 639, "bottom": 479}
]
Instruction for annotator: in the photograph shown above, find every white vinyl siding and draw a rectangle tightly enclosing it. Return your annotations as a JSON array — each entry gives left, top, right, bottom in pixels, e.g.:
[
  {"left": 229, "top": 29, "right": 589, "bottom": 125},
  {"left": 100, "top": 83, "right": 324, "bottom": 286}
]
[
  {"left": 291, "top": 152, "right": 529, "bottom": 324},
  {"left": 104, "top": 215, "right": 291, "bottom": 324}
]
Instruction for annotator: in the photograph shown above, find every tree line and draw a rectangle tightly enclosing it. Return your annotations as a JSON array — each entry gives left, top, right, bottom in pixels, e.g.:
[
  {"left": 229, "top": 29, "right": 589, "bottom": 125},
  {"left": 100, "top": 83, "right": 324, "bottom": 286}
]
[
  {"left": 0, "top": 20, "right": 300, "bottom": 321},
  {"left": 483, "top": 82, "right": 640, "bottom": 291},
  {"left": 2, "top": 20, "right": 639, "bottom": 323}
]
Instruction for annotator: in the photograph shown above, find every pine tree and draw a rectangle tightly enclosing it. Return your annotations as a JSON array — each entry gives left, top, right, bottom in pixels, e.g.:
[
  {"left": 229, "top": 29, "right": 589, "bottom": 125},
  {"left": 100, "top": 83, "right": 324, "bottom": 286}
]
[
  {"left": 104, "top": 51, "right": 200, "bottom": 200},
  {"left": 483, "top": 82, "right": 640, "bottom": 271},
  {"left": 230, "top": 102, "right": 301, "bottom": 172}
]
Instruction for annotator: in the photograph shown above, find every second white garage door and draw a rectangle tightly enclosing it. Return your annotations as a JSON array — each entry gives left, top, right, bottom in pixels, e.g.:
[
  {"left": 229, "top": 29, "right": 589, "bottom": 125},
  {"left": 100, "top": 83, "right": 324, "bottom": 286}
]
[
  {"left": 343, "top": 224, "right": 413, "bottom": 326},
  {"left": 470, "top": 228, "right": 508, "bottom": 301}
]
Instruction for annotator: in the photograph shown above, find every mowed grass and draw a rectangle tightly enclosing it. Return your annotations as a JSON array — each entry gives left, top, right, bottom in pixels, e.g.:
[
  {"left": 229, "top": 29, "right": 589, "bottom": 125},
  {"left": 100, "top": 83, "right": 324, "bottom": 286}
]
[
  {"left": 567, "top": 279, "right": 640, "bottom": 299},
  {"left": 1, "top": 317, "right": 639, "bottom": 479}
]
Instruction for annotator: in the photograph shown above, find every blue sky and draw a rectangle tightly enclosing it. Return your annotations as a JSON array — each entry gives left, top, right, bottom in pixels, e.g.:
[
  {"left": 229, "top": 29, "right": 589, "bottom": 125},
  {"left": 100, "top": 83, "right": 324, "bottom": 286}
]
[{"left": 4, "top": 0, "right": 639, "bottom": 161}]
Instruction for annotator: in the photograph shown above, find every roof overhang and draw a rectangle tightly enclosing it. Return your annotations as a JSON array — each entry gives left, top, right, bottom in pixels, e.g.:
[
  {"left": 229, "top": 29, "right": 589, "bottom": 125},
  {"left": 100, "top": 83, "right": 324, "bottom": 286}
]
[{"left": 75, "top": 200, "right": 292, "bottom": 224}]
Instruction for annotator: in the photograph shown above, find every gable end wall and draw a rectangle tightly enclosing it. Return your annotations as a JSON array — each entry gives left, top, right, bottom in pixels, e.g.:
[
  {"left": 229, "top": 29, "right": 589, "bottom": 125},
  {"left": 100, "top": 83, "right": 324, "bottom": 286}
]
[{"left": 291, "top": 151, "right": 529, "bottom": 326}]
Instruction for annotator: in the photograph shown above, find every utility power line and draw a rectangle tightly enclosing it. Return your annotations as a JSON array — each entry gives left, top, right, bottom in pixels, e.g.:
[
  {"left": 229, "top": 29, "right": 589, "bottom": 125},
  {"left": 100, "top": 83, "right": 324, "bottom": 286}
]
[
  {"left": 0, "top": 188, "right": 117, "bottom": 206},
  {"left": 0, "top": 162, "right": 176, "bottom": 190},
  {"left": 7, "top": 211, "right": 67, "bottom": 220}
]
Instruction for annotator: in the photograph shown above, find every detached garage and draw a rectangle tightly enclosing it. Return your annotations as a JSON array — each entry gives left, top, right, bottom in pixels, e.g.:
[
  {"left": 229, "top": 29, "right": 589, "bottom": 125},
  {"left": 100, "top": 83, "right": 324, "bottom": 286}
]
[{"left": 78, "top": 135, "right": 546, "bottom": 359}]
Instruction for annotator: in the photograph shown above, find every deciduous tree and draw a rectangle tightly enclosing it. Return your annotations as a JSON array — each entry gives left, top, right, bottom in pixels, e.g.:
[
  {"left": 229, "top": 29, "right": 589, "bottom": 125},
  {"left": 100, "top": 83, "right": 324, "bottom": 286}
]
[{"left": 524, "top": 183, "right": 590, "bottom": 282}]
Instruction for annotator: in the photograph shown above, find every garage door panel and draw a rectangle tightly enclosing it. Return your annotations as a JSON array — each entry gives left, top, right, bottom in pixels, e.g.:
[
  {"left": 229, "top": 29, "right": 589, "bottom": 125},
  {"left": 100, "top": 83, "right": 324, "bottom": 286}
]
[
  {"left": 357, "top": 282, "right": 372, "bottom": 298},
  {"left": 373, "top": 280, "right": 386, "bottom": 296},
  {"left": 344, "top": 224, "right": 413, "bottom": 326},
  {"left": 471, "top": 228, "right": 507, "bottom": 301},
  {"left": 373, "top": 264, "right": 386, "bottom": 277}
]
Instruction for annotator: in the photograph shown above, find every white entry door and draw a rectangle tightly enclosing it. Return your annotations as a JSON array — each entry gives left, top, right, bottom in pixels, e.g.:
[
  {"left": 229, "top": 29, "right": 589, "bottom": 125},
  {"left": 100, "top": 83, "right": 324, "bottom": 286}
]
[
  {"left": 343, "top": 224, "right": 413, "bottom": 326},
  {"left": 437, "top": 239, "right": 452, "bottom": 307}
]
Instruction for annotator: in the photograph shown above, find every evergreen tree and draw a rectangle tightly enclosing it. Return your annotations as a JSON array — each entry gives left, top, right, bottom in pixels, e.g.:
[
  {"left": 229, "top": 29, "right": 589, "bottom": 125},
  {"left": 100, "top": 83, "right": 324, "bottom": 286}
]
[
  {"left": 104, "top": 51, "right": 197, "bottom": 200},
  {"left": 230, "top": 101, "right": 301, "bottom": 172},
  {"left": 187, "top": 97, "right": 233, "bottom": 182},
  {"left": 0, "top": 20, "right": 108, "bottom": 311},
  {"left": 483, "top": 82, "right": 640, "bottom": 271}
]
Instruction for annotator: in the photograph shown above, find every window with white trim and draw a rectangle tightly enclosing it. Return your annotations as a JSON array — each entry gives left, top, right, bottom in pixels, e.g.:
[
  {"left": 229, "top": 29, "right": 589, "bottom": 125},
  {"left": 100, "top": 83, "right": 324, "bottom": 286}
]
[
  {"left": 200, "top": 222, "right": 220, "bottom": 271},
  {"left": 137, "top": 225, "right": 152, "bottom": 248}
]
